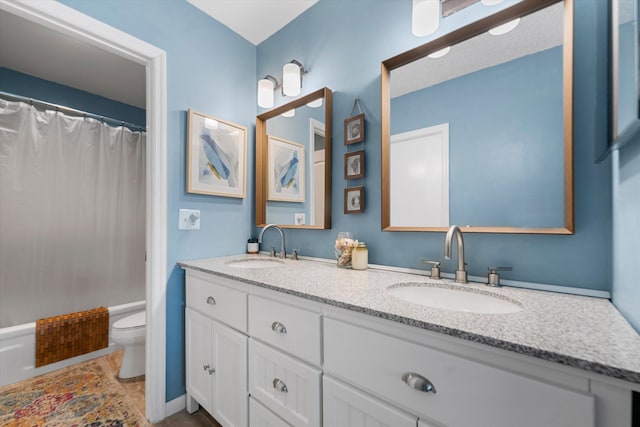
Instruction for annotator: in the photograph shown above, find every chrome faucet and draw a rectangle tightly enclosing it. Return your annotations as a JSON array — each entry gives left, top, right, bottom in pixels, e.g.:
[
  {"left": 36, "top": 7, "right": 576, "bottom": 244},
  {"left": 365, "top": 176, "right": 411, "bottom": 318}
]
[
  {"left": 258, "top": 224, "right": 286, "bottom": 259},
  {"left": 444, "top": 225, "right": 467, "bottom": 283}
]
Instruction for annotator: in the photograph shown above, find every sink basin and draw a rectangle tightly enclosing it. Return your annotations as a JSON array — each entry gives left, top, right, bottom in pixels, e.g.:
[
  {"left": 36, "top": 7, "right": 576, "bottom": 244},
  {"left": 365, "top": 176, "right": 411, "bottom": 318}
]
[
  {"left": 224, "top": 257, "right": 284, "bottom": 269},
  {"left": 387, "top": 284, "right": 522, "bottom": 314}
]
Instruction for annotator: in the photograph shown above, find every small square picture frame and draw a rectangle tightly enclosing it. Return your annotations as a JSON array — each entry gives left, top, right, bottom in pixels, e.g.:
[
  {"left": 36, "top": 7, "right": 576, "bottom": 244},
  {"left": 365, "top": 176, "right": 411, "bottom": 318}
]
[
  {"left": 344, "top": 113, "right": 364, "bottom": 145},
  {"left": 344, "top": 150, "right": 364, "bottom": 180},
  {"left": 344, "top": 186, "right": 364, "bottom": 214}
]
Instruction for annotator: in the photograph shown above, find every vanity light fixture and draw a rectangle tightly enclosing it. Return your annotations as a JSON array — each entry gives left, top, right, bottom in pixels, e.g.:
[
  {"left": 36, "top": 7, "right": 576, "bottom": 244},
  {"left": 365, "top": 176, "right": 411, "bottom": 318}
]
[
  {"left": 412, "top": 0, "right": 440, "bottom": 37},
  {"left": 488, "top": 17, "right": 521, "bottom": 35},
  {"left": 281, "top": 109, "right": 295, "bottom": 118},
  {"left": 428, "top": 46, "right": 451, "bottom": 58},
  {"left": 257, "top": 75, "right": 278, "bottom": 108},
  {"left": 481, "top": 0, "right": 504, "bottom": 5},
  {"left": 283, "top": 60, "right": 307, "bottom": 96}
]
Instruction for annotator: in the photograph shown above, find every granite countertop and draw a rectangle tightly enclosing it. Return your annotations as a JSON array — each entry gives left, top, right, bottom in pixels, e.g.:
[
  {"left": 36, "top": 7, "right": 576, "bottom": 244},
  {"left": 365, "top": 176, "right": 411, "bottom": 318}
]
[{"left": 179, "top": 254, "right": 640, "bottom": 385}]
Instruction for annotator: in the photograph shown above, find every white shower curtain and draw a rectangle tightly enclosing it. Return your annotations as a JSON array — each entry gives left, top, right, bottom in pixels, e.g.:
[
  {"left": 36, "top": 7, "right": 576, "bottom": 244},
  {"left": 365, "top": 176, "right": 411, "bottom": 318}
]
[{"left": 0, "top": 99, "right": 146, "bottom": 328}]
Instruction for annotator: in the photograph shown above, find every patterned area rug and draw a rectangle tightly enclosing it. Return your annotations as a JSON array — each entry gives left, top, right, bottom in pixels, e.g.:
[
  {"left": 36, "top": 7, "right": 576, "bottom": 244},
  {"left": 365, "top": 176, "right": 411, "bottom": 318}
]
[{"left": 0, "top": 358, "right": 149, "bottom": 426}]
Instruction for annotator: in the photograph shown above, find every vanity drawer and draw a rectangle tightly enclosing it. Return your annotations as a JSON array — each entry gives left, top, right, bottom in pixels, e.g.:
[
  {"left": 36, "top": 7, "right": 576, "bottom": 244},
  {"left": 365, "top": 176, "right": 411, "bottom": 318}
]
[
  {"left": 248, "top": 295, "right": 321, "bottom": 366},
  {"left": 249, "top": 339, "right": 321, "bottom": 427},
  {"left": 250, "top": 397, "right": 291, "bottom": 427},
  {"left": 186, "top": 271, "right": 247, "bottom": 333},
  {"left": 324, "top": 318, "right": 595, "bottom": 427}
]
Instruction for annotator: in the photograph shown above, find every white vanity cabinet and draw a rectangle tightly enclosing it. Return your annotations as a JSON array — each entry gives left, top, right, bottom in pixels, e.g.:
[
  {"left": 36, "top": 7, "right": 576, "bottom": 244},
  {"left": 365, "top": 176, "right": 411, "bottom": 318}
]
[
  {"left": 185, "top": 271, "right": 249, "bottom": 427},
  {"left": 324, "top": 317, "right": 595, "bottom": 427},
  {"left": 181, "top": 263, "right": 637, "bottom": 427}
]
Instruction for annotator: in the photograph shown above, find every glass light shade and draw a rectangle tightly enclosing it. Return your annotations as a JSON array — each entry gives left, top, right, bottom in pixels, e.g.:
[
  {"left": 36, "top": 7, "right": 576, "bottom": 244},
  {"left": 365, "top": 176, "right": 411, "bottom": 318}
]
[
  {"left": 257, "top": 78, "right": 274, "bottom": 108},
  {"left": 281, "top": 109, "right": 295, "bottom": 117},
  {"left": 489, "top": 18, "right": 521, "bottom": 36},
  {"left": 307, "top": 98, "right": 323, "bottom": 108},
  {"left": 283, "top": 62, "right": 301, "bottom": 96},
  {"left": 481, "top": 0, "right": 504, "bottom": 5},
  {"left": 428, "top": 46, "right": 451, "bottom": 58},
  {"left": 412, "top": 0, "right": 440, "bottom": 37}
]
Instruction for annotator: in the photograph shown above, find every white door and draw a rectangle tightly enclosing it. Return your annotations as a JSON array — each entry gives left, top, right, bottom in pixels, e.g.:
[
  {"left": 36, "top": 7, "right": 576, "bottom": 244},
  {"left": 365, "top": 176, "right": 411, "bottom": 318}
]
[
  {"left": 185, "top": 308, "right": 214, "bottom": 414},
  {"left": 390, "top": 124, "right": 449, "bottom": 227},
  {"left": 323, "top": 376, "right": 417, "bottom": 427},
  {"left": 211, "top": 319, "right": 248, "bottom": 427},
  {"left": 313, "top": 149, "right": 325, "bottom": 226}
]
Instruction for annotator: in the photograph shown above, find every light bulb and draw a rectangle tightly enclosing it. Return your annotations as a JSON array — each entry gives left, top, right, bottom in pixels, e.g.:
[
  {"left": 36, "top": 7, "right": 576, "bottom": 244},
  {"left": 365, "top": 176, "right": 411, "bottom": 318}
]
[
  {"left": 307, "top": 98, "right": 323, "bottom": 108},
  {"left": 412, "top": 0, "right": 440, "bottom": 37},
  {"left": 281, "top": 109, "right": 295, "bottom": 117},
  {"left": 481, "top": 0, "right": 504, "bottom": 5},
  {"left": 283, "top": 62, "right": 301, "bottom": 96},
  {"left": 257, "top": 78, "right": 274, "bottom": 108}
]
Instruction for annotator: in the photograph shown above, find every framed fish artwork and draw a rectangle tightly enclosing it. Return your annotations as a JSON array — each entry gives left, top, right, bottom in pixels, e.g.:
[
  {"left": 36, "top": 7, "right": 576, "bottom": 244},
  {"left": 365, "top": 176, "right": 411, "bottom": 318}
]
[
  {"left": 186, "top": 109, "right": 247, "bottom": 198},
  {"left": 267, "top": 135, "right": 305, "bottom": 203}
]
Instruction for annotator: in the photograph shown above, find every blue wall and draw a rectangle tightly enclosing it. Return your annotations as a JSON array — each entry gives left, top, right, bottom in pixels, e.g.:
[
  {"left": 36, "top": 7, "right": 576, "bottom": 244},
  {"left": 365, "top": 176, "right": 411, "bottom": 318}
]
[
  {"left": 57, "top": 0, "right": 257, "bottom": 401},
  {"left": 0, "top": 67, "right": 145, "bottom": 127},
  {"left": 391, "top": 47, "right": 563, "bottom": 227},
  {"left": 256, "top": 0, "right": 612, "bottom": 291}
]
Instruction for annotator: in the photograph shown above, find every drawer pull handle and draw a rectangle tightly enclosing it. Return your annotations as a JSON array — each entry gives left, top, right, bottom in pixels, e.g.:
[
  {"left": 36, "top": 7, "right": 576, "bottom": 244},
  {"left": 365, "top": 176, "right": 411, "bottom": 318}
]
[
  {"left": 273, "top": 378, "right": 288, "bottom": 393},
  {"left": 271, "top": 321, "right": 287, "bottom": 334},
  {"left": 402, "top": 372, "right": 436, "bottom": 394},
  {"left": 206, "top": 296, "right": 216, "bottom": 305}
]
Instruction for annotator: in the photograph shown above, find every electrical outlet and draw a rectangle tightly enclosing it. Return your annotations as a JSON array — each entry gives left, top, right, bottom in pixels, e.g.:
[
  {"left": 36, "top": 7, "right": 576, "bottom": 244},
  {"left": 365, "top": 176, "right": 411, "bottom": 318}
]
[{"left": 179, "top": 209, "right": 200, "bottom": 230}]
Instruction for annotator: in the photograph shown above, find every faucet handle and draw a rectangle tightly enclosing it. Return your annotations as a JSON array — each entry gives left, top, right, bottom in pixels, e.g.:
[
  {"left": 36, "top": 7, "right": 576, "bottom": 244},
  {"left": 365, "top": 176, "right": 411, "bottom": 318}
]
[
  {"left": 421, "top": 260, "right": 441, "bottom": 280},
  {"left": 270, "top": 247, "right": 277, "bottom": 257},
  {"left": 487, "top": 266, "right": 512, "bottom": 287},
  {"left": 292, "top": 249, "right": 301, "bottom": 260}
]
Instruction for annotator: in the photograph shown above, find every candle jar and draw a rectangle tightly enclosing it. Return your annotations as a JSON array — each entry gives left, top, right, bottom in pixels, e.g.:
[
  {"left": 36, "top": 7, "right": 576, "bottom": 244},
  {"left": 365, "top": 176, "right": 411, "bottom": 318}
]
[
  {"left": 352, "top": 242, "right": 368, "bottom": 270},
  {"left": 335, "top": 231, "right": 354, "bottom": 268}
]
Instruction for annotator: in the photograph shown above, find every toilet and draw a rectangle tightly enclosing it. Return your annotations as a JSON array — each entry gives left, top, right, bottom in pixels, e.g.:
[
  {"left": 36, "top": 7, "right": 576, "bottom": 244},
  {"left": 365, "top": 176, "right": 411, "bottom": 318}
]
[{"left": 111, "top": 310, "right": 146, "bottom": 379}]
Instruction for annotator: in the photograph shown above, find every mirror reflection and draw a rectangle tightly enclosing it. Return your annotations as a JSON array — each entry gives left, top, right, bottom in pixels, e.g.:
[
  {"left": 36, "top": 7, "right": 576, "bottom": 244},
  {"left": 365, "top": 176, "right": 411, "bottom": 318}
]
[
  {"left": 256, "top": 88, "right": 332, "bottom": 228},
  {"left": 613, "top": 0, "right": 639, "bottom": 139},
  {"left": 382, "top": 0, "right": 572, "bottom": 233}
]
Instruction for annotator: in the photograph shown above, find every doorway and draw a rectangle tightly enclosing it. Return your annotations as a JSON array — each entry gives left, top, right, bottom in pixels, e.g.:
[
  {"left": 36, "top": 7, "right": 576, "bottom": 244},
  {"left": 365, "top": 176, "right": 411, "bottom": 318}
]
[{"left": 0, "top": 0, "right": 167, "bottom": 422}]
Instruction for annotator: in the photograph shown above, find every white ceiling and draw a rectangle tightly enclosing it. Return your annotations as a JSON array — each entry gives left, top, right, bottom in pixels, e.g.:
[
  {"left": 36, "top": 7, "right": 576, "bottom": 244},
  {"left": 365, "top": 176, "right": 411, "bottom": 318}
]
[
  {"left": 0, "top": 10, "right": 146, "bottom": 108},
  {"left": 186, "top": 0, "right": 319, "bottom": 45}
]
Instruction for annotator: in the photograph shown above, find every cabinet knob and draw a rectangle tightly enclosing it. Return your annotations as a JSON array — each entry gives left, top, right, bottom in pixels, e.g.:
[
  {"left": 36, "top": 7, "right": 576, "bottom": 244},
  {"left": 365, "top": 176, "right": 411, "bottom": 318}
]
[
  {"left": 206, "top": 296, "right": 216, "bottom": 305},
  {"left": 401, "top": 372, "right": 436, "bottom": 394},
  {"left": 273, "top": 378, "right": 288, "bottom": 393},
  {"left": 203, "top": 363, "right": 210, "bottom": 371},
  {"left": 209, "top": 367, "right": 215, "bottom": 375},
  {"left": 271, "top": 321, "right": 287, "bottom": 334}
]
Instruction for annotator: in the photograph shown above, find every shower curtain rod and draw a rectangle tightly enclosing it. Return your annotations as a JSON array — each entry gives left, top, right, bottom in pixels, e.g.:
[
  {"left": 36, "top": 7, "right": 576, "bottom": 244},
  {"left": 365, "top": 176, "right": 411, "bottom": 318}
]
[{"left": 0, "top": 91, "right": 146, "bottom": 132}]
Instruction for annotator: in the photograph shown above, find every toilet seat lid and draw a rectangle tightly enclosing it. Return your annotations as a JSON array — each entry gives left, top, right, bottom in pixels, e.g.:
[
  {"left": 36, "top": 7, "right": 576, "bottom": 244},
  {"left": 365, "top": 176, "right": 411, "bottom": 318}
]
[{"left": 113, "top": 311, "right": 145, "bottom": 330}]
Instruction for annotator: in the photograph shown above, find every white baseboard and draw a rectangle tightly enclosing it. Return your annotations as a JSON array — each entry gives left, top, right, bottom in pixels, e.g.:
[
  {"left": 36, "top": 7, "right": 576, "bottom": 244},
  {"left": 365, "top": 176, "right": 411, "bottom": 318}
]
[{"left": 165, "top": 394, "right": 186, "bottom": 418}]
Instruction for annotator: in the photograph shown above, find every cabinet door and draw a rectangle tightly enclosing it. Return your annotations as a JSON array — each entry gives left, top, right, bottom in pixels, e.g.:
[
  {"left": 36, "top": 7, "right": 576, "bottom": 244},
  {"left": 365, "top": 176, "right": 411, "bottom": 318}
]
[
  {"left": 186, "top": 307, "right": 214, "bottom": 414},
  {"left": 212, "top": 319, "right": 248, "bottom": 427},
  {"left": 250, "top": 397, "right": 291, "bottom": 427},
  {"left": 323, "top": 376, "right": 417, "bottom": 427}
]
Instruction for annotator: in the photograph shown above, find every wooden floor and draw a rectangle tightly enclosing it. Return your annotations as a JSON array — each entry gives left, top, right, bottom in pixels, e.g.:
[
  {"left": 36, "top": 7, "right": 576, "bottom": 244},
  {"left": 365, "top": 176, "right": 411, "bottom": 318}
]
[{"left": 103, "top": 351, "right": 220, "bottom": 426}]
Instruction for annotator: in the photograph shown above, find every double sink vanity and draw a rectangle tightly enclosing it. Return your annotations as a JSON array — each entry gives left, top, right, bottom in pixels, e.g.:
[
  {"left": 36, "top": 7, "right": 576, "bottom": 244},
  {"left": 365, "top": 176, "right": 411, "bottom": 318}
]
[{"left": 179, "top": 254, "right": 640, "bottom": 427}]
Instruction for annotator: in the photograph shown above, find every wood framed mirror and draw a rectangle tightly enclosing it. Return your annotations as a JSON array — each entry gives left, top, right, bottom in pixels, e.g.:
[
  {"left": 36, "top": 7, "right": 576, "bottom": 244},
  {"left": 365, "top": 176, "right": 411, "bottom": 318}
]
[
  {"left": 381, "top": 0, "right": 574, "bottom": 234},
  {"left": 608, "top": 0, "right": 640, "bottom": 153},
  {"left": 256, "top": 87, "right": 332, "bottom": 229}
]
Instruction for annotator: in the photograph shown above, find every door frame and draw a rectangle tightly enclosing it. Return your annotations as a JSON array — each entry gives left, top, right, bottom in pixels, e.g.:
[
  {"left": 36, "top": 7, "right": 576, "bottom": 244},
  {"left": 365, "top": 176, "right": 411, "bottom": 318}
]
[{"left": 0, "top": 0, "right": 168, "bottom": 422}]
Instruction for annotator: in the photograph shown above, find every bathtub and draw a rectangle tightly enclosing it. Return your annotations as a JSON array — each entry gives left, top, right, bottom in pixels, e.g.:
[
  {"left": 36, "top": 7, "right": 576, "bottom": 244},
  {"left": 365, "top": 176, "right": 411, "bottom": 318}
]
[{"left": 0, "top": 300, "right": 145, "bottom": 387}]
